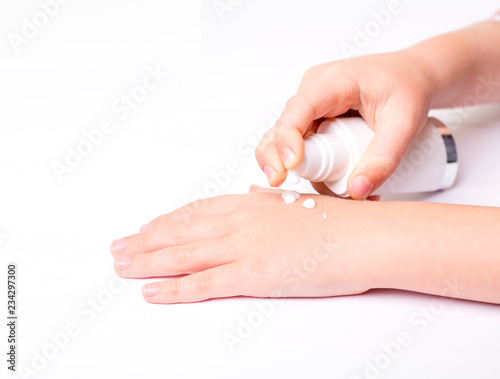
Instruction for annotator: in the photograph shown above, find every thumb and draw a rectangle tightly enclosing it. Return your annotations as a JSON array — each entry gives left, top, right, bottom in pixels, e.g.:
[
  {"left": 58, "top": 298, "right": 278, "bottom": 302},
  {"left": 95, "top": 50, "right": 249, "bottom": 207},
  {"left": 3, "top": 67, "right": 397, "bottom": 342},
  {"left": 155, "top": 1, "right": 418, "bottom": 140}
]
[{"left": 347, "top": 115, "right": 424, "bottom": 199}]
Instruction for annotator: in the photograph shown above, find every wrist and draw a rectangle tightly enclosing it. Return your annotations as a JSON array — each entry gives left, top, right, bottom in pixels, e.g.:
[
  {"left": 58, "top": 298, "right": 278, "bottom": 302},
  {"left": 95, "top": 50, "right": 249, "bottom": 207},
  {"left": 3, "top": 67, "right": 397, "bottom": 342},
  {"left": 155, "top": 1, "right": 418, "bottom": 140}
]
[
  {"left": 401, "top": 41, "right": 457, "bottom": 109},
  {"left": 322, "top": 199, "right": 401, "bottom": 292}
]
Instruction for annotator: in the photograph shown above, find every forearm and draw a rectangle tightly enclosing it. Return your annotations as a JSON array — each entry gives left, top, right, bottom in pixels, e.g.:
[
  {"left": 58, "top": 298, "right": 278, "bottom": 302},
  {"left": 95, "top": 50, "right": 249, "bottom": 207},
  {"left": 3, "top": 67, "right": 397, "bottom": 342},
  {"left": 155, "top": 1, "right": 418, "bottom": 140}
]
[
  {"left": 362, "top": 201, "right": 500, "bottom": 304},
  {"left": 405, "top": 20, "right": 500, "bottom": 108}
]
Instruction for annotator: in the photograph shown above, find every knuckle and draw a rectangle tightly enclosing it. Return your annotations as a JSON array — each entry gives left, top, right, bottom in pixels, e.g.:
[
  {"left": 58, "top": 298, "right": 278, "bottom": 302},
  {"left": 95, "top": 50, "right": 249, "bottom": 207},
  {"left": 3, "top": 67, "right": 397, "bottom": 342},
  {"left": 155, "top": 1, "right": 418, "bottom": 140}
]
[
  {"left": 191, "top": 198, "right": 207, "bottom": 210},
  {"left": 255, "top": 131, "right": 275, "bottom": 156},
  {"left": 284, "top": 94, "right": 301, "bottom": 109},
  {"left": 254, "top": 142, "right": 267, "bottom": 159},
  {"left": 184, "top": 199, "right": 207, "bottom": 217},
  {"left": 254, "top": 142, "right": 275, "bottom": 168},
  {"left": 183, "top": 198, "right": 210, "bottom": 218},
  {"left": 281, "top": 96, "right": 313, "bottom": 126},
  {"left": 167, "top": 279, "right": 180, "bottom": 298},
  {"left": 302, "top": 64, "right": 324, "bottom": 80},
  {"left": 140, "top": 253, "right": 153, "bottom": 272},
  {"left": 273, "top": 120, "right": 287, "bottom": 136},
  {"left": 172, "top": 244, "right": 193, "bottom": 268},
  {"left": 261, "top": 129, "right": 275, "bottom": 144},
  {"left": 169, "top": 221, "right": 187, "bottom": 242},
  {"left": 179, "top": 206, "right": 196, "bottom": 223},
  {"left": 193, "top": 271, "right": 214, "bottom": 294},
  {"left": 280, "top": 104, "right": 300, "bottom": 126},
  {"left": 273, "top": 125, "right": 294, "bottom": 147},
  {"left": 210, "top": 216, "right": 230, "bottom": 236},
  {"left": 134, "top": 232, "right": 147, "bottom": 251}
]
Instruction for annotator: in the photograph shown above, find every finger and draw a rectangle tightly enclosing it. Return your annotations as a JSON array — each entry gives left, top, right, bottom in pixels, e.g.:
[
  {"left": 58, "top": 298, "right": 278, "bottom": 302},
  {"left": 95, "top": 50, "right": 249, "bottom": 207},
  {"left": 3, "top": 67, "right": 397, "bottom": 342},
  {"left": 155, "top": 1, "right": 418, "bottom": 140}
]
[
  {"left": 142, "top": 263, "right": 244, "bottom": 304},
  {"left": 273, "top": 73, "right": 360, "bottom": 170},
  {"left": 254, "top": 129, "right": 287, "bottom": 186},
  {"left": 348, "top": 113, "right": 425, "bottom": 200},
  {"left": 114, "top": 239, "right": 231, "bottom": 278},
  {"left": 249, "top": 185, "right": 284, "bottom": 194},
  {"left": 367, "top": 195, "right": 381, "bottom": 201},
  {"left": 110, "top": 214, "right": 229, "bottom": 257}
]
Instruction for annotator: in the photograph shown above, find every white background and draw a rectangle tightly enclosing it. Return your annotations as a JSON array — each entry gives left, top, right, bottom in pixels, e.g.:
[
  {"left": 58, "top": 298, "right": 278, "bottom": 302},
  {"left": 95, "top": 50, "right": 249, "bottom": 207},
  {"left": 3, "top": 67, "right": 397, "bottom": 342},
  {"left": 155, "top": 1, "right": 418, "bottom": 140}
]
[{"left": 1, "top": 0, "right": 500, "bottom": 378}]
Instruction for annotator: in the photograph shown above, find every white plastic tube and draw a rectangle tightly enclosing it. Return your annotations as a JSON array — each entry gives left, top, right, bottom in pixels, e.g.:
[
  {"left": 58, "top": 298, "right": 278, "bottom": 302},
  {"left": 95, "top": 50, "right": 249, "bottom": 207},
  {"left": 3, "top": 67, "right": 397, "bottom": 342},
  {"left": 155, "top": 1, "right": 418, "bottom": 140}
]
[{"left": 290, "top": 117, "right": 458, "bottom": 197}]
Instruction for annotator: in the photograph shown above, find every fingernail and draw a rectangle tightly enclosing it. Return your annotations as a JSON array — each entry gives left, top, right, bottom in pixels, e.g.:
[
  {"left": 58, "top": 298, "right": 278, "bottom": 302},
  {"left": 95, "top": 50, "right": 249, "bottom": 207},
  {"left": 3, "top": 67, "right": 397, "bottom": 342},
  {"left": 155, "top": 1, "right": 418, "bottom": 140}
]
[
  {"left": 282, "top": 147, "right": 296, "bottom": 168},
  {"left": 143, "top": 284, "right": 159, "bottom": 297},
  {"left": 115, "top": 256, "right": 131, "bottom": 270},
  {"left": 350, "top": 175, "right": 374, "bottom": 200},
  {"left": 111, "top": 238, "right": 127, "bottom": 254},
  {"left": 264, "top": 165, "right": 276, "bottom": 183},
  {"left": 140, "top": 222, "right": 153, "bottom": 233}
]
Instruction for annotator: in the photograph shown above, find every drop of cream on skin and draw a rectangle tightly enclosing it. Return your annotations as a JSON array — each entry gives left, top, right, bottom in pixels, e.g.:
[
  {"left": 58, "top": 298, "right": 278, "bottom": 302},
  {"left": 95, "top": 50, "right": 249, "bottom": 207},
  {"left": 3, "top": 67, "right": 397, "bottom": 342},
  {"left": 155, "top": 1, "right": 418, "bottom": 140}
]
[
  {"left": 302, "top": 198, "right": 316, "bottom": 209},
  {"left": 282, "top": 190, "right": 301, "bottom": 204},
  {"left": 323, "top": 213, "right": 327, "bottom": 218}
]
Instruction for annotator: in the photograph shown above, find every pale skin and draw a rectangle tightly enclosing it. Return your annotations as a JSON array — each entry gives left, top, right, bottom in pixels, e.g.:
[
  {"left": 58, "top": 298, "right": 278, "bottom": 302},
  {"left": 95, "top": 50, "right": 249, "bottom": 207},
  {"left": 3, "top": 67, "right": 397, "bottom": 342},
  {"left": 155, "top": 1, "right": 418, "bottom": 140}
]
[{"left": 111, "top": 19, "right": 500, "bottom": 304}]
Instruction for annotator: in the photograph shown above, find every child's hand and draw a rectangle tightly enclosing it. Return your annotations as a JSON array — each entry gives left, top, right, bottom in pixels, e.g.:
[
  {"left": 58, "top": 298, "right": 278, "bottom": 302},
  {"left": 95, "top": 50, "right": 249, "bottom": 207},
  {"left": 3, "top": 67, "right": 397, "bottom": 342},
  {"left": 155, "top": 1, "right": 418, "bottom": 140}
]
[
  {"left": 110, "top": 193, "right": 379, "bottom": 303},
  {"left": 110, "top": 190, "right": 500, "bottom": 305},
  {"left": 255, "top": 51, "right": 434, "bottom": 199}
]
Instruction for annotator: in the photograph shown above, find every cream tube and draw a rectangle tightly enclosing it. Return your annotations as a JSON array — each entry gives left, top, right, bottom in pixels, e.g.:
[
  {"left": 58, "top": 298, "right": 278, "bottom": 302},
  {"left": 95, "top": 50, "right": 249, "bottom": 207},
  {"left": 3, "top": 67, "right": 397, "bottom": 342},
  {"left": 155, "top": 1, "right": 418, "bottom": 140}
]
[{"left": 289, "top": 117, "right": 458, "bottom": 197}]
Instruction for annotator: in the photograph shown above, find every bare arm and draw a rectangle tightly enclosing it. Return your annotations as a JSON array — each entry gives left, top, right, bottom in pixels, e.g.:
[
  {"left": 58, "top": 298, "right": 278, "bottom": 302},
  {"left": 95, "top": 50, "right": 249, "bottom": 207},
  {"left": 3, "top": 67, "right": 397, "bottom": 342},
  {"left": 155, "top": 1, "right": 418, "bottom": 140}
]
[
  {"left": 362, "top": 200, "right": 500, "bottom": 304},
  {"left": 407, "top": 19, "right": 500, "bottom": 107}
]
